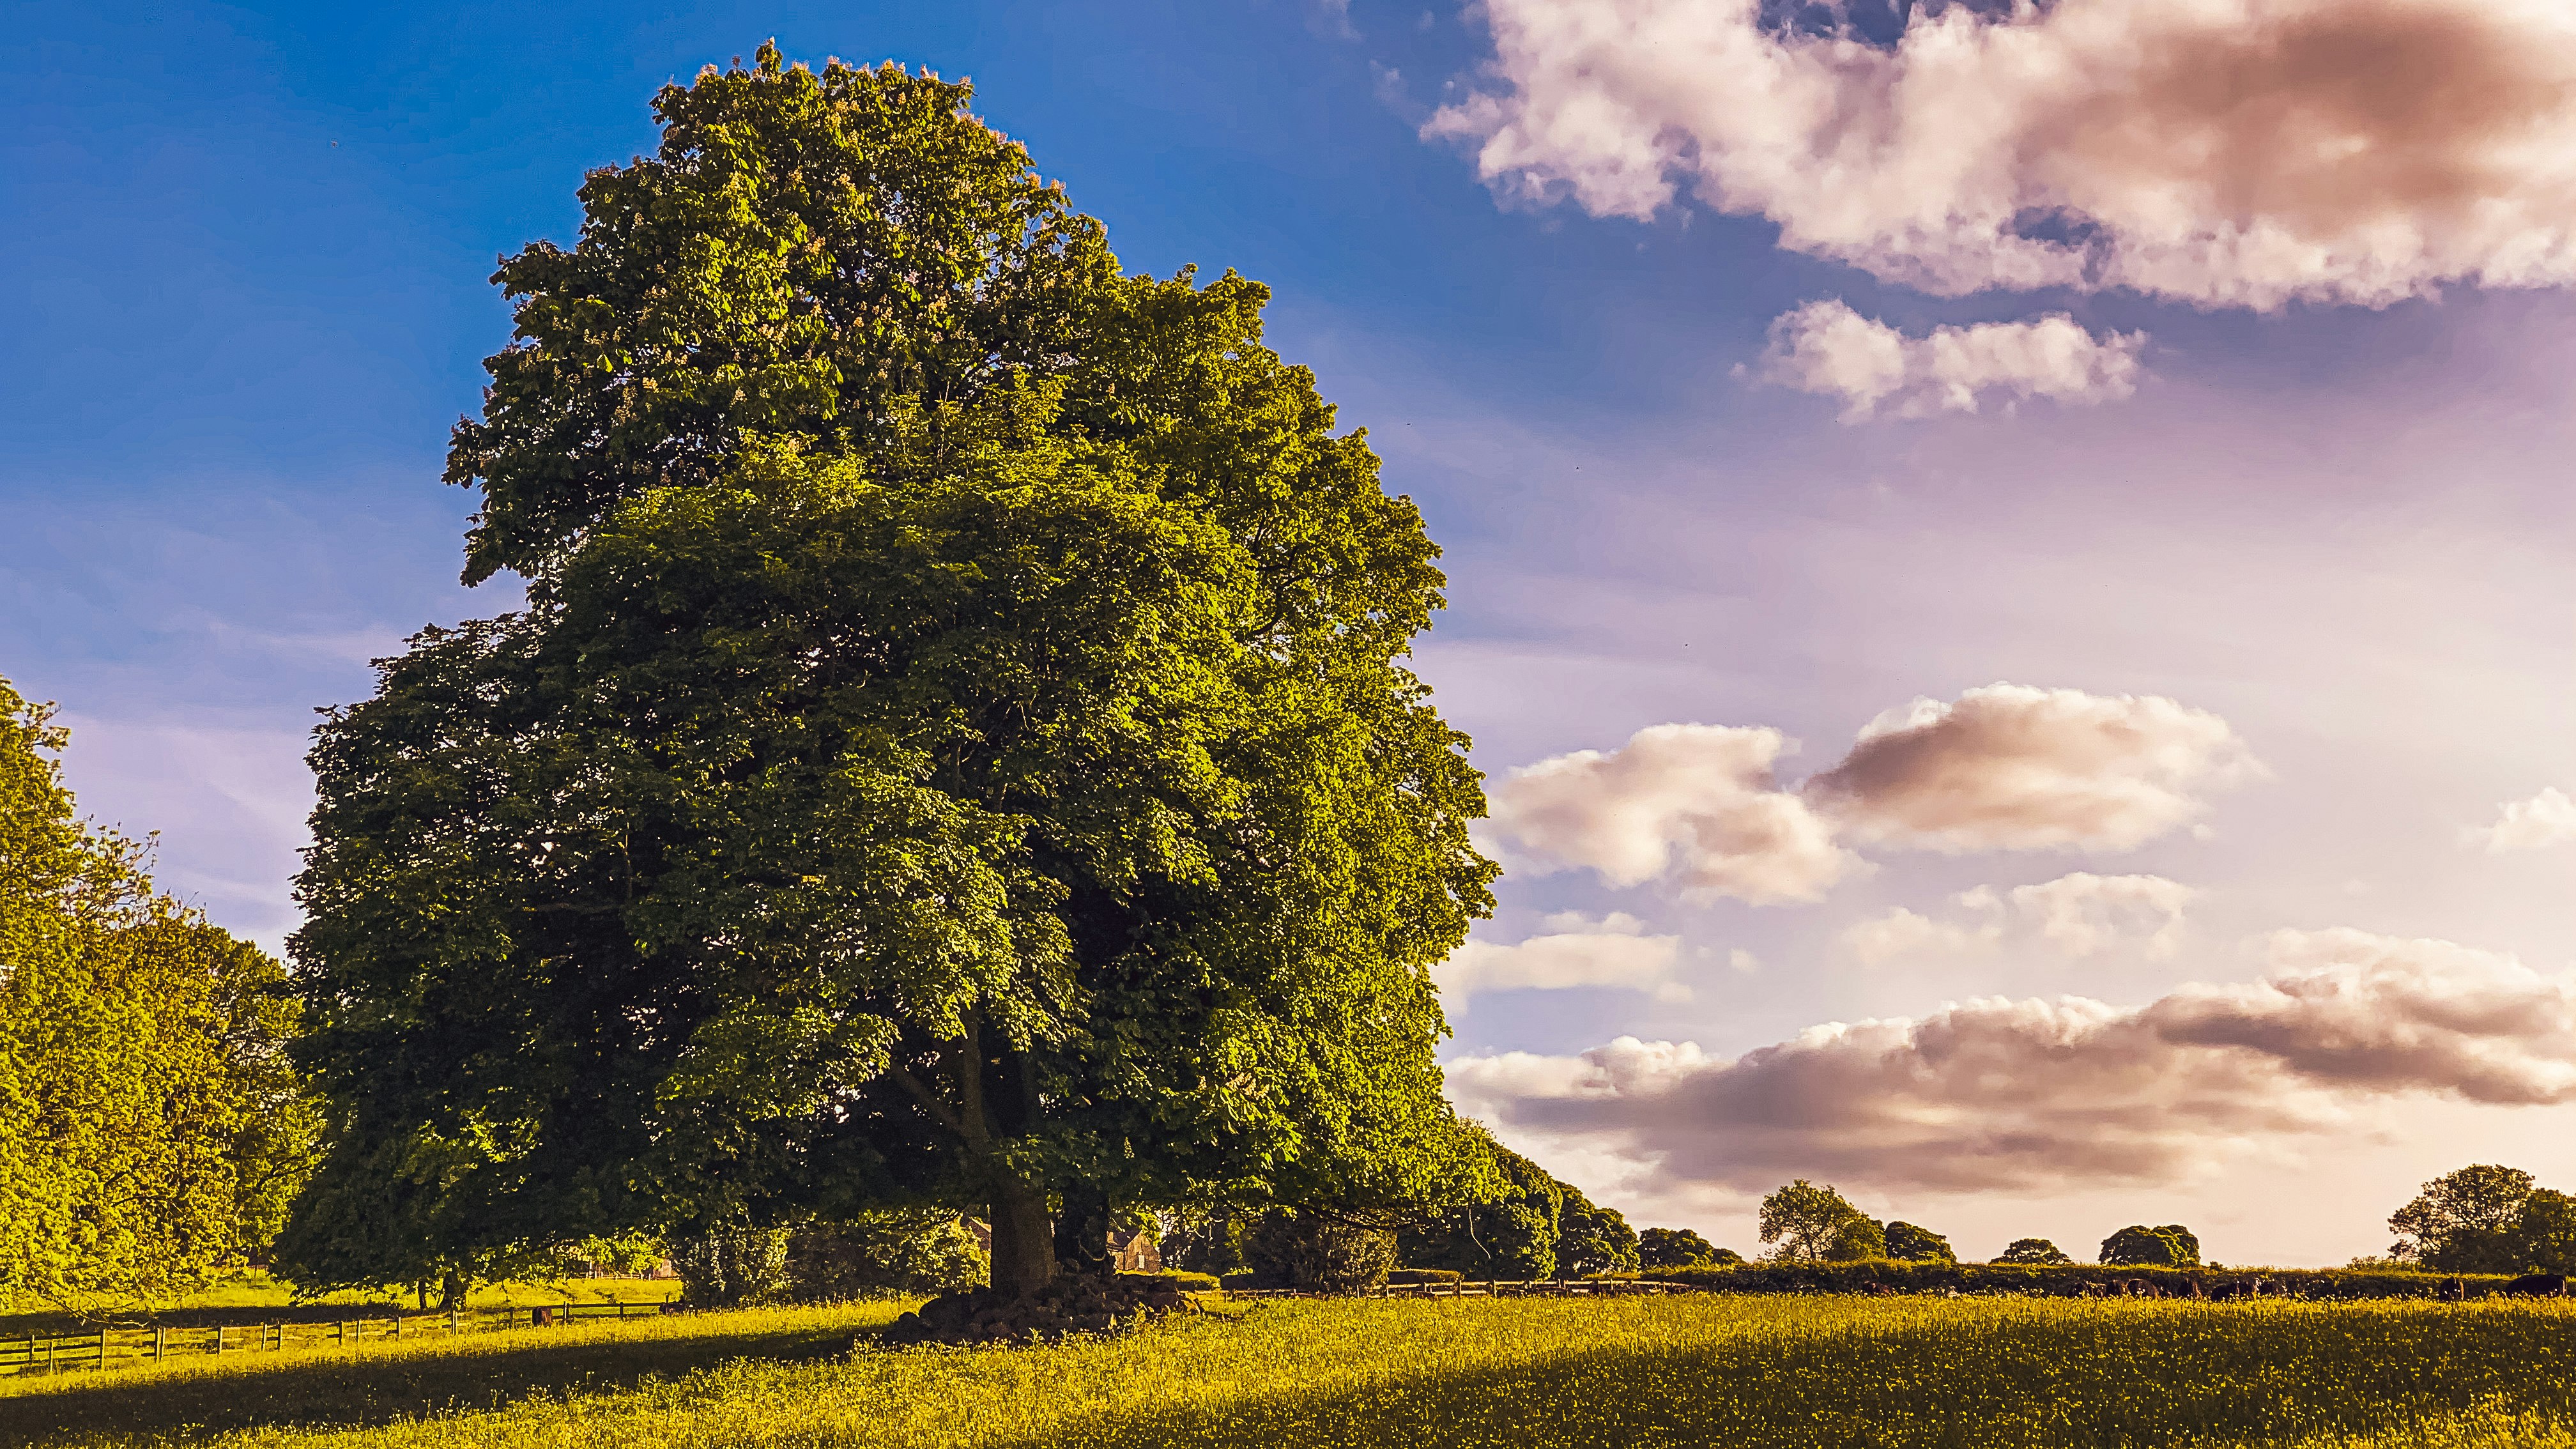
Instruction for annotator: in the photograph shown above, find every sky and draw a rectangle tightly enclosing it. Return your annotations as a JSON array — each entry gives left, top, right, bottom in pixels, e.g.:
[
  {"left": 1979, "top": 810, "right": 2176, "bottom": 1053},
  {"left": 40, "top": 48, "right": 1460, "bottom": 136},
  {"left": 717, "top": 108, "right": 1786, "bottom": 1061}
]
[{"left": 7, "top": 0, "right": 2575, "bottom": 1269}]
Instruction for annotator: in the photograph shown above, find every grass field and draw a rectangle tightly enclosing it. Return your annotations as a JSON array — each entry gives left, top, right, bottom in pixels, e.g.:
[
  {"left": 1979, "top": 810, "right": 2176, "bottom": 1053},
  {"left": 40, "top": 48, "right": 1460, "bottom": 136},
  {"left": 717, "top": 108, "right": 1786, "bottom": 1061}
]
[{"left": 8, "top": 1292, "right": 2576, "bottom": 1448}]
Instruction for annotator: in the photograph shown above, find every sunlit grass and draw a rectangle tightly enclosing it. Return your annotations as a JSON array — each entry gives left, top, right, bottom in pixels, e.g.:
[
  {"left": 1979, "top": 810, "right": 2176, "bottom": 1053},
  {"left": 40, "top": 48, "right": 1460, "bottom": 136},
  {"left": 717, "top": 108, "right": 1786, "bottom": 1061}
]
[{"left": 14, "top": 1294, "right": 2576, "bottom": 1448}]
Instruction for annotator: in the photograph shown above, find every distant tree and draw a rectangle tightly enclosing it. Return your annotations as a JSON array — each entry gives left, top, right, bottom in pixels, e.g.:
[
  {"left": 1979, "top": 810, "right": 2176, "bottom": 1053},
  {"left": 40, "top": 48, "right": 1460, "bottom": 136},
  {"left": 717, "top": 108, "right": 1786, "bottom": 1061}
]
[
  {"left": 1554, "top": 1183, "right": 1641, "bottom": 1277},
  {"left": 2389, "top": 1165, "right": 2536, "bottom": 1273},
  {"left": 284, "top": 44, "right": 1497, "bottom": 1301},
  {"left": 1883, "top": 1222, "right": 1956, "bottom": 1263},
  {"left": 1827, "top": 1217, "right": 1889, "bottom": 1262},
  {"left": 0, "top": 677, "right": 318, "bottom": 1310},
  {"left": 1639, "top": 1227, "right": 1736, "bottom": 1269},
  {"left": 1398, "top": 1141, "right": 1561, "bottom": 1280},
  {"left": 1995, "top": 1238, "right": 2073, "bottom": 1265},
  {"left": 668, "top": 1224, "right": 792, "bottom": 1308},
  {"left": 2100, "top": 1225, "right": 2200, "bottom": 1267},
  {"left": 1760, "top": 1181, "right": 1868, "bottom": 1263}
]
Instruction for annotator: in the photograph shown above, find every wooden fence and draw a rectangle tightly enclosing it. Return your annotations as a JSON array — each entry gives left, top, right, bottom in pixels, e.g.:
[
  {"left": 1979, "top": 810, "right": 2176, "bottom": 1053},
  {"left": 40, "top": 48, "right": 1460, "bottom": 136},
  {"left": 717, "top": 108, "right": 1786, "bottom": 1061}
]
[
  {"left": 1226, "top": 1278, "right": 1691, "bottom": 1301},
  {"left": 0, "top": 1302, "right": 673, "bottom": 1380}
]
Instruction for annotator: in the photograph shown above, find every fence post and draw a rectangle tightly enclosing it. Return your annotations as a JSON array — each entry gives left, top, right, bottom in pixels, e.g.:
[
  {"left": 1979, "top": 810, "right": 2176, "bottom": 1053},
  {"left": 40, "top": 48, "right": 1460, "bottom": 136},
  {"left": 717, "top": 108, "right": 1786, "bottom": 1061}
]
[
  {"left": 215, "top": 1326, "right": 224, "bottom": 1356},
  {"left": 97, "top": 1328, "right": 107, "bottom": 1369},
  {"left": 153, "top": 1326, "right": 164, "bottom": 1364}
]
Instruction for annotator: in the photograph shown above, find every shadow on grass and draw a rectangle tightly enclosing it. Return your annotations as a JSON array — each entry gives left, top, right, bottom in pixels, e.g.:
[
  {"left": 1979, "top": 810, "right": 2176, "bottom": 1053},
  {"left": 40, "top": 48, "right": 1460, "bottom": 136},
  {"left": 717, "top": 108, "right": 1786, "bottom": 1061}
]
[
  {"left": 0, "top": 1315, "right": 883, "bottom": 1445},
  {"left": 997, "top": 1305, "right": 2576, "bottom": 1449}
]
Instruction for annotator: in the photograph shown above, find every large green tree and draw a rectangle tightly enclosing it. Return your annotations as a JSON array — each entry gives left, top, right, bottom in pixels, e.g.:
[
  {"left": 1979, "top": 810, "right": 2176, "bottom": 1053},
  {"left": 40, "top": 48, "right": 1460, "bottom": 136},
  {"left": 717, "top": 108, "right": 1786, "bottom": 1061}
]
[
  {"left": 0, "top": 678, "right": 313, "bottom": 1308},
  {"left": 2388, "top": 1165, "right": 2536, "bottom": 1274},
  {"left": 286, "top": 45, "right": 1495, "bottom": 1298}
]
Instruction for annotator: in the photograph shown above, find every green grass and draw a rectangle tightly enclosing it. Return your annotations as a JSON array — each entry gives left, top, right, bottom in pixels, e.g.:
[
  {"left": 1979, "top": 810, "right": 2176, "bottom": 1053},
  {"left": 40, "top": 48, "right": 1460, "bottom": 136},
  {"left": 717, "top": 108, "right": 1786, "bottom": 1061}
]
[{"left": 10, "top": 1294, "right": 2576, "bottom": 1447}]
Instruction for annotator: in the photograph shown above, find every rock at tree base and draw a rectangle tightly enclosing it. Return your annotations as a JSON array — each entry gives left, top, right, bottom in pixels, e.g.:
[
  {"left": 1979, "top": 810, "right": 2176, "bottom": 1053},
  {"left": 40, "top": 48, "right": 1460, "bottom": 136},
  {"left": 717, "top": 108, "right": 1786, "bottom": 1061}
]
[{"left": 886, "top": 1275, "right": 1200, "bottom": 1345}]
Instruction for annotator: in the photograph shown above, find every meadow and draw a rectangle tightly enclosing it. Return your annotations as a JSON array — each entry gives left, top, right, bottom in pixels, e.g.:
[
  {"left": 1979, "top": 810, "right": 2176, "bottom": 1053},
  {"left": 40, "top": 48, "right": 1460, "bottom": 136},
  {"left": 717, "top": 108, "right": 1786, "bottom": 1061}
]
[{"left": 8, "top": 1291, "right": 2576, "bottom": 1448}]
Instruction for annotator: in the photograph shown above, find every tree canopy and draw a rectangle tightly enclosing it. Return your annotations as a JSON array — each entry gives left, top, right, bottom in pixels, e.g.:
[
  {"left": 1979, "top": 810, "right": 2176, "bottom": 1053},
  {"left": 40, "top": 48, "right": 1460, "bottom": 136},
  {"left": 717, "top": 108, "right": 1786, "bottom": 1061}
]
[
  {"left": 1882, "top": 1221, "right": 1955, "bottom": 1264},
  {"left": 1994, "top": 1238, "right": 2072, "bottom": 1266},
  {"left": 1638, "top": 1227, "right": 1733, "bottom": 1269},
  {"left": 1758, "top": 1180, "right": 1868, "bottom": 1263},
  {"left": 2389, "top": 1165, "right": 2538, "bottom": 1274},
  {"left": 0, "top": 677, "right": 313, "bottom": 1309},
  {"left": 286, "top": 43, "right": 1496, "bottom": 1297},
  {"left": 2387, "top": 1165, "right": 2576, "bottom": 1275},
  {"left": 2099, "top": 1224, "right": 2200, "bottom": 1267}
]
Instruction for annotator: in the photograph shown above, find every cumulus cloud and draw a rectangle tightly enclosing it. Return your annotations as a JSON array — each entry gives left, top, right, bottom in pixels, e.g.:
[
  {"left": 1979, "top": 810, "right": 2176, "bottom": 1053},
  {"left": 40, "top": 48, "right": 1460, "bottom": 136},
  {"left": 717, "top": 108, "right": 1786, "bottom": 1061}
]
[
  {"left": 1485, "top": 723, "right": 1860, "bottom": 903},
  {"left": 1429, "top": 0, "right": 2576, "bottom": 309},
  {"left": 2464, "top": 786, "right": 2576, "bottom": 853},
  {"left": 1446, "top": 930, "right": 2576, "bottom": 1193},
  {"left": 1844, "top": 872, "right": 2193, "bottom": 964},
  {"left": 1804, "top": 685, "right": 2260, "bottom": 852},
  {"left": 1758, "top": 300, "right": 2146, "bottom": 421},
  {"left": 1435, "top": 912, "right": 1692, "bottom": 1006},
  {"left": 1491, "top": 687, "right": 2251, "bottom": 901}
]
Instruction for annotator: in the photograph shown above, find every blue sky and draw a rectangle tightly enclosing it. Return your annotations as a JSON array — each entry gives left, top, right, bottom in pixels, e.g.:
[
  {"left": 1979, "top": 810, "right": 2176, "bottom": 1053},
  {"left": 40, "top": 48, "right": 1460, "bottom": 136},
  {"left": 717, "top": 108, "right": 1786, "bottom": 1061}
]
[{"left": 12, "top": 0, "right": 2576, "bottom": 1264}]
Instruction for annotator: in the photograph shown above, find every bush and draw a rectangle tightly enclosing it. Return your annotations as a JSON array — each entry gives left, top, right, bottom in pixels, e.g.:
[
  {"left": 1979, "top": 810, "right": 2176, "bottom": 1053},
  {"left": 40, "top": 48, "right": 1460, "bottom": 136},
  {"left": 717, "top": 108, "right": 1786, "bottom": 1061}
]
[
  {"left": 1119, "top": 1269, "right": 1218, "bottom": 1292},
  {"left": 783, "top": 1211, "right": 986, "bottom": 1300},
  {"left": 669, "top": 1224, "right": 792, "bottom": 1307},
  {"left": 1243, "top": 1211, "right": 1397, "bottom": 1293},
  {"left": 1386, "top": 1268, "right": 1465, "bottom": 1285}
]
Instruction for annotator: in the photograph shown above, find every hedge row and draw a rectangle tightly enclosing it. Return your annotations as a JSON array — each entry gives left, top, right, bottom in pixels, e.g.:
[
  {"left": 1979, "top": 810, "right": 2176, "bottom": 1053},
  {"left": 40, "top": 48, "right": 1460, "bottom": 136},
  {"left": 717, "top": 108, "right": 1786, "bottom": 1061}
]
[
  {"left": 1634, "top": 1261, "right": 2515, "bottom": 1299},
  {"left": 1119, "top": 1270, "right": 1221, "bottom": 1292}
]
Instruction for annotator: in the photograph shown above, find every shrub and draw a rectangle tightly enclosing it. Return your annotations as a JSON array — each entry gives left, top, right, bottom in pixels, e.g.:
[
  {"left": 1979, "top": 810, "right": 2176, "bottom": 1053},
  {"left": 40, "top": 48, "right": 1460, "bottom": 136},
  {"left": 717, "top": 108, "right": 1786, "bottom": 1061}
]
[
  {"left": 783, "top": 1211, "right": 986, "bottom": 1300},
  {"left": 1119, "top": 1269, "right": 1218, "bottom": 1292},
  {"left": 1244, "top": 1211, "right": 1397, "bottom": 1293},
  {"left": 669, "top": 1224, "right": 792, "bottom": 1307},
  {"left": 1386, "top": 1268, "right": 1465, "bottom": 1285}
]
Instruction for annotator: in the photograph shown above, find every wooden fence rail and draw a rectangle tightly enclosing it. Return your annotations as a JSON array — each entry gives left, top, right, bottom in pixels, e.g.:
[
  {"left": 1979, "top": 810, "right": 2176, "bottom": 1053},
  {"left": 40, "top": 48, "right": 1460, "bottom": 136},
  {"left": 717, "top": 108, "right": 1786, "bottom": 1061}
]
[{"left": 0, "top": 1302, "right": 670, "bottom": 1380}]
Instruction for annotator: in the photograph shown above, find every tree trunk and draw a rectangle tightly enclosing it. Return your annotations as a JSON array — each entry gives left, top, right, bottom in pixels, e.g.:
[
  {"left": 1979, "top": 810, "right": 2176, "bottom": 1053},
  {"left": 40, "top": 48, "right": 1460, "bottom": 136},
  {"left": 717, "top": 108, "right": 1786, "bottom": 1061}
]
[
  {"left": 988, "top": 1177, "right": 1057, "bottom": 1296},
  {"left": 440, "top": 1268, "right": 465, "bottom": 1313}
]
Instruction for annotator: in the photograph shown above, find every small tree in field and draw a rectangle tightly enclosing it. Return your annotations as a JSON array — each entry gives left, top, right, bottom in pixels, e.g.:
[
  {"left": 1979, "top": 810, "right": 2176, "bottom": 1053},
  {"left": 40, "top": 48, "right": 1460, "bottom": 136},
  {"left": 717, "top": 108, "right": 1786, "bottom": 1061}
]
[
  {"left": 1883, "top": 1221, "right": 1955, "bottom": 1263},
  {"left": 1639, "top": 1227, "right": 1735, "bottom": 1269},
  {"left": 284, "top": 43, "right": 1496, "bottom": 1300},
  {"left": 1995, "top": 1238, "right": 2072, "bottom": 1265},
  {"left": 1759, "top": 1181, "right": 1867, "bottom": 1263},
  {"left": 1826, "top": 1217, "right": 1888, "bottom": 1262},
  {"left": 2100, "top": 1225, "right": 2200, "bottom": 1266},
  {"left": 2389, "top": 1165, "right": 2536, "bottom": 1274}
]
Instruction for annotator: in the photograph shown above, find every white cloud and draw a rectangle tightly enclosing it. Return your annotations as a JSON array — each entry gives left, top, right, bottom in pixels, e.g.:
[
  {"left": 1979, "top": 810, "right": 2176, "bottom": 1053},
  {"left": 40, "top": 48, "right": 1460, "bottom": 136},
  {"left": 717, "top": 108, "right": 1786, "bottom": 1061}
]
[
  {"left": 1841, "top": 872, "right": 2193, "bottom": 965},
  {"left": 1758, "top": 300, "right": 2146, "bottom": 422},
  {"left": 1429, "top": 0, "right": 2576, "bottom": 309},
  {"left": 2464, "top": 785, "right": 2576, "bottom": 854},
  {"left": 1489, "top": 687, "right": 2251, "bottom": 902},
  {"left": 1804, "top": 685, "right": 2260, "bottom": 852},
  {"left": 1435, "top": 912, "right": 1692, "bottom": 1005},
  {"left": 1447, "top": 930, "right": 2576, "bottom": 1195},
  {"left": 1840, "top": 904, "right": 2002, "bottom": 967},
  {"left": 2009, "top": 872, "right": 2196, "bottom": 959},
  {"left": 1485, "top": 723, "right": 1860, "bottom": 903}
]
